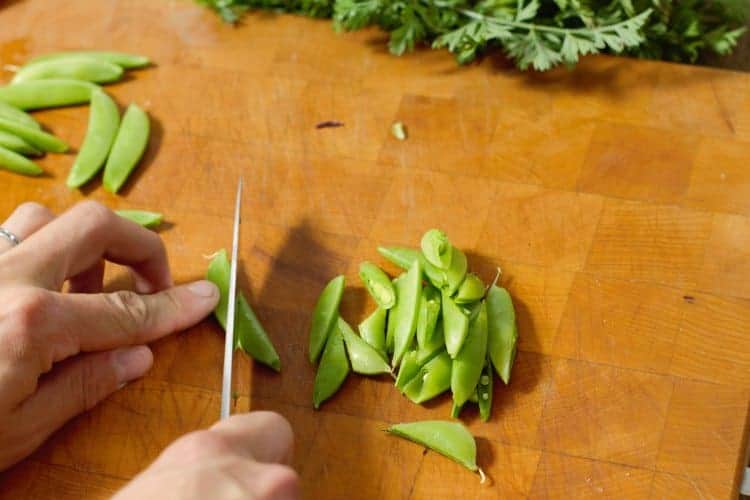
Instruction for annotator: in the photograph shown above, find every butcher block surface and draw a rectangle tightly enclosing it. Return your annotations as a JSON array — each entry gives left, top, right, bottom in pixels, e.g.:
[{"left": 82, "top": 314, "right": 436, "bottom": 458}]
[{"left": 1, "top": 0, "right": 750, "bottom": 498}]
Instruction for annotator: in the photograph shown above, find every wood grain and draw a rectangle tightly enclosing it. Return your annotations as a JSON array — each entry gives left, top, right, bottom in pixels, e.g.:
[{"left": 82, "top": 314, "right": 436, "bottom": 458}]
[{"left": 0, "top": 0, "right": 749, "bottom": 498}]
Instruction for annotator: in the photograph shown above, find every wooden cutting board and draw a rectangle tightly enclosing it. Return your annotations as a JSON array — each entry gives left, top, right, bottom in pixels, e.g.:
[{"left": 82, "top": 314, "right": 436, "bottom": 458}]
[{"left": 1, "top": 0, "right": 749, "bottom": 498}]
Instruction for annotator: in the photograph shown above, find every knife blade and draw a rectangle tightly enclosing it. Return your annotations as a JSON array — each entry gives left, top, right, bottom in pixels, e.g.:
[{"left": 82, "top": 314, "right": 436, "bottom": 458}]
[{"left": 220, "top": 177, "right": 243, "bottom": 420}]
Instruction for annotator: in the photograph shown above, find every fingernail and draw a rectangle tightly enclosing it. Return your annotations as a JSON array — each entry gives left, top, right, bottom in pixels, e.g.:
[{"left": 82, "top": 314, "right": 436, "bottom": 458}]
[
  {"left": 113, "top": 346, "right": 153, "bottom": 383},
  {"left": 188, "top": 280, "right": 218, "bottom": 298}
]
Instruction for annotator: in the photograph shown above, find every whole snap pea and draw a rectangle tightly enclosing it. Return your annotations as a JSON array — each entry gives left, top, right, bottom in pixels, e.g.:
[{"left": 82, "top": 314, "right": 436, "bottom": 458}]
[
  {"left": 477, "top": 358, "right": 493, "bottom": 422},
  {"left": 487, "top": 284, "right": 518, "bottom": 384},
  {"left": 102, "top": 103, "right": 150, "bottom": 193},
  {"left": 28, "top": 50, "right": 151, "bottom": 69},
  {"left": 391, "top": 259, "right": 422, "bottom": 368},
  {"left": 0, "top": 145, "right": 42, "bottom": 176},
  {"left": 421, "top": 229, "right": 453, "bottom": 269},
  {"left": 0, "top": 117, "right": 68, "bottom": 153},
  {"left": 387, "top": 420, "right": 478, "bottom": 472},
  {"left": 313, "top": 328, "right": 350, "bottom": 409},
  {"left": 12, "top": 58, "right": 123, "bottom": 84},
  {"left": 451, "top": 300, "right": 488, "bottom": 407},
  {"left": 395, "top": 350, "right": 421, "bottom": 391},
  {"left": 67, "top": 89, "right": 120, "bottom": 188},
  {"left": 358, "top": 306, "right": 387, "bottom": 355},
  {"left": 309, "top": 275, "right": 345, "bottom": 363},
  {"left": 377, "top": 245, "right": 446, "bottom": 288},
  {"left": 115, "top": 209, "right": 163, "bottom": 229},
  {"left": 403, "top": 350, "right": 452, "bottom": 404},
  {"left": 444, "top": 247, "right": 468, "bottom": 295},
  {"left": 338, "top": 317, "right": 390, "bottom": 375},
  {"left": 0, "top": 101, "right": 41, "bottom": 129},
  {"left": 416, "top": 285, "right": 441, "bottom": 349},
  {"left": 359, "top": 261, "right": 396, "bottom": 309},
  {"left": 0, "top": 79, "right": 98, "bottom": 110},
  {"left": 442, "top": 290, "right": 469, "bottom": 358},
  {"left": 206, "top": 249, "right": 281, "bottom": 371},
  {"left": 454, "top": 273, "right": 485, "bottom": 304},
  {"left": 0, "top": 130, "right": 41, "bottom": 156}
]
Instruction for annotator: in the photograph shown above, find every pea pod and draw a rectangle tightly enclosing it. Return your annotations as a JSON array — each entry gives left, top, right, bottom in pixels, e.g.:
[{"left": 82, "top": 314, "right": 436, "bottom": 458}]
[
  {"left": 359, "top": 261, "right": 396, "bottom": 309},
  {"left": 454, "top": 273, "right": 485, "bottom": 304},
  {"left": 28, "top": 50, "right": 151, "bottom": 69},
  {"left": 395, "top": 350, "right": 421, "bottom": 391},
  {"left": 377, "top": 245, "right": 446, "bottom": 287},
  {"left": 442, "top": 291, "right": 469, "bottom": 358},
  {"left": 0, "top": 131, "right": 41, "bottom": 156},
  {"left": 444, "top": 247, "right": 468, "bottom": 295},
  {"left": 487, "top": 285, "right": 518, "bottom": 384},
  {"left": 0, "top": 79, "right": 98, "bottom": 110},
  {"left": 0, "top": 145, "right": 42, "bottom": 176},
  {"left": 451, "top": 301, "right": 488, "bottom": 407},
  {"left": 67, "top": 89, "right": 120, "bottom": 188},
  {"left": 416, "top": 285, "right": 441, "bottom": 349},
  {"left": 115, "top": 210, "right": 163, "bottom": 229},
  {"left": 391, "top": 259, "right": 422, "bottom": 368},
  {"left": 309, "top": 275, "right": 345, "bottom": 363},
  {"left": 477, "top": 359, "right": 493, "bottom": 422},
  {"left": 403, "top": 350, "right": 452, "bottom": 404},
  {"left": 0, "top": 101, "right": 41, "bottom": 129},
  {"left": 206, "top": 250, "right": 281, "bottom": 372},
  {"left": 451, "top": 401, "right": 463, "bottom": 419},
  {"left": 387, "top": 420, "right": 478, "bottom": 472},
  {"left": 102, "top": 103, "right": 150, "bottom": 193},
  {"left": 12, "top": 58, "right": 124, "bottom": 84},
  {"left": 338, "top": 317, "right": 390, "bottom": 375},
  {"left": 421, "top": 229, "right": 453, "bottom": 269},
  {"left": 0, "top": 117, "right": 68, "bottom": 153},
  {"left": 358, "top": 307, "right": 386, "bottom": 355},
  {"left": 385, "top": 276, "right": 401, "bottom": 357},
  {"left": 312, "top": 328, "right": 349, "bottom": 409},
  {"left": 416, "top": 320, "right": 445, "bottom": 365}
]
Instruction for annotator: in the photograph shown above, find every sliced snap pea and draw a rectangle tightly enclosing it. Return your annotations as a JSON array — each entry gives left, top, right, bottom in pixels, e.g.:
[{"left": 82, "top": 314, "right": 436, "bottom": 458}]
[
  {"left": 359, "top": 261, "right": 396, "bottom": 309},
  {"left": 387, "top": 420, "right": 478, "bottom": 472},
  {"left": 442, "top": 290, "right": 469, "bottom": 358},
  {"left": 206, "top": 249, "right": 281, "bottom": 372},
  {"left": 358, "top": 306, "right": 387, "bottom": 355},
  {"left": 391, "top": 258, "right": 422, "bottom": 368},
  {"left": 309, "top": 275, "right": 345, "bottom": 363},
  {"left": 395, "top": 350, "right": 421, "bottom": 391},
  {"left": 451, "top": 401, "right": 463, "bottom": 419},
  {"left": 385, "top": 276, "right": 401, "bottom": 357},
  {"left": 28, "top": 50, "right": 151, "bottom": 69},
  {"left": 0, "top": 117, "right": 68, "bottom": 153},
  {"left": 12, "top": 58, "right": 124, "bottom": 84},
  {"left": 454, "top": 273, "right": 485, "bottom": 304},
  {"left": 477, "top": 358, "right": 493, "bottom": 422},
  {"left": 451, "top": 300, "right": 488, "bottom": 407},
  {"left": 377, "top": 245, "right": 446, "bottom": 288},
  {"left": 0, "top": 101, "right": 41, "bottom": 129},
  {"left": 487, "top": 285, "right": 518, "bottom": 384},
  {"left": 416, "top": 285, "right": 441, "bottom": 349},
  {"left": 67, "top": 89, "right": 120, "bottom": 188},
  {"left": 403, "top": 350, "right": 452, "bottom": 404},
  {"left": 416, "top": 319, "right": 445, "bottom": 365},
  {"left": 444, "top": 247, "right": 468, "bottom": 295},
  {"left": 0, "top": 130, "right": 41, "bottom": 156},
  {"left": 115, "top": 209, "right": 163, "bottom": 229},
  {"left": 313, "top": 328, "right": 349, "bottom": 409},
  {"left": 421, "top": 229, "right": 453, "bottom": 269},
  {"left": 102, "top": 103, "right": 150, "bottom": 193},
  {"left": 0, "top": 79, "right": 98, "bottom": 110},
  {"left": 0, "top": 145, "right": 42, "bottom": 176},
  {"left": 338, "top": 317, "right": 390, "bottom": 375}
]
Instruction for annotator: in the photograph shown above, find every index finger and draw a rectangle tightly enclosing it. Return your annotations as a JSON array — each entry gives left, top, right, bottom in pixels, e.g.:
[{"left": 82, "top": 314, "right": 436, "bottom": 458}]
[{"left": 2, "top": 201, "right": 171, "bottom": 292}]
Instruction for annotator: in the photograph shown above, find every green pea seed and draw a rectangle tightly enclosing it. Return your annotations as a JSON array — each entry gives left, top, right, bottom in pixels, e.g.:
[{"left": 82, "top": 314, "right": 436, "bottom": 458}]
[
  {"left": 395, "top": 350, "right": 421, "bottom": 391},
  {"left": 67, "top": 89, "right": 120, "bottom": 188},
  {"left": 309, "top": 275, "right": 345, "bottom": 363},
  {"left": 27, "top": 50, "right": 151, "bottom": 69},
  {"left": 391, "top": 259, "right": 422, "bottom": 368},
  {"left": 421, "top": 229, "right": 453, "bottom": 269},
  {"left": 0, "top": 145, "right": 43, "bottom": 176},
  {"left": 338, "top": 316, "right": 390, "bottom": 375},
  {"left": 313, "top": 327, "right": 350, "bottom": 409},
  {"left": 115, "top": 209, "right": 163, "bottom": 229},
  {"left": 487, "top": 285, "right": 518, "bottom": 385},
  {"left": 477, "top": 359, "right": 493, "bottom": 422},
  {"left": 442, "top": 291, "right": 469, "bottom": 358},
  {"left": 454, "top": 273, "right": 485, "bottom": 304},
  {"left": 403, "top": 350, "right": 452, "bottom": 404},
  {"left": 12, "top": 58, "right": 124, "bottom": 84},
  {"left": 0, "top": 117, "right": 68, "bottom": 153},
  {"left": 0, "top": 101, "right": 41, "bottom": 129},
  {"left": 0, "top": 130, "right": 41, "bottom": 156},
  {"left": 359, "top": 261, "right": 396, "bottom": 309},
  {"left": 358, "top": 306, "right": 387, "bottom": 355},
  {"left": 387, "top": 420, "right": 478, "bottom": 472},
  {"left": 0, "top": 79, "right": 98, "bottom": 110},
  {"left": 444, "top": 247, "right": 468, "bottom": 296},
  {"left": 102, "top": 103, "right": 150, "bottom": 193},
  {"left": 451, "top": 300, "right": 488, "bottom": 407}
]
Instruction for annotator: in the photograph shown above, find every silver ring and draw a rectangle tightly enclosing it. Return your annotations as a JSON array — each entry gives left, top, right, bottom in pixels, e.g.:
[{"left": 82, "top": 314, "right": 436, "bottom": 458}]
[{"left": 0, "top": 227, "right": 21, "bottom": 246}]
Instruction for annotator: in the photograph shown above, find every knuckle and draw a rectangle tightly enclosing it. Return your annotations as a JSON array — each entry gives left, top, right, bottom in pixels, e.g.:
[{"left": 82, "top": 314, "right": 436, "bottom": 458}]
[
  {"left": 15, "top": 201, "right": 52, "bottom": 221},
  {"left": 254, "top": 464, "right": 300, "bottom": 500},
  {"left": 0, "top": 289, "right": 52, "bottom": 362},
  {"left": 171, "top": 431, "right": 233, "bottom": 462},
  {"left": 74, "top": 201, "right": 113, "bottom": 234},
  {"left": 105, "top": 291, "right": 150, "bottom": 334},
  {"left": 70, "top": 357, "right": 110, "bottom": 411}
]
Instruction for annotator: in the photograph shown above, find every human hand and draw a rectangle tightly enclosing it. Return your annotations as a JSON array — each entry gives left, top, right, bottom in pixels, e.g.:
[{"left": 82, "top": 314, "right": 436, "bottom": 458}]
[
  {"left": 0, "top": 201, "right": 220, "bottom": 470},
  {"left": 114, "top": 412, "right": 299, "bottom": 500}
]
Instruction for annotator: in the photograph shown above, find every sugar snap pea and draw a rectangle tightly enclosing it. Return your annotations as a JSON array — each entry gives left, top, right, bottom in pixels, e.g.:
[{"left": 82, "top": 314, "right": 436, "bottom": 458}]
[
  {"left": 28, "top": 50, "right": 151, "bottom": 69},
  {"left": 0, "top": 101, "right": 41, "bottom": 129},
  {"left": 454, "top": 273, "right": 485, "bottom": 304},
  {"left": 338, "top": 317, "right": 390, "bottom": 375},
  {"left": 395, "top": 350, "right": 421, "bottom": 391},
  {"left": 391, "top": 259, "right": 422, "bottom": 368},
  {"left": 417, "top": 320, "right": 445, "bottom": 365},
  {"left": 0, "top": 145, "right": 42, "bottom": 176},
  {"left": 487, "top": 285, "right": 518, "bottom": 384},
  {"left": 12, "top": 58, "right": 123, "bottom": 84},
  {"left": 442, "top": 290, "right": 469, "bottom": 358},
  {"left": 359, "top": 261, "right": 396, "bottom": 309},
  {"left": 0, "top": 130, "right": 41, "bottom": 156},
  {"left": 444, "top": 247, "right": 468, "bottom": 295},
  {"left": 102, "top": 103, "right": 150, "bottom": 193},
  {"left": 377, "top": 245, "right": 446, "bottom": 288},
  {"left": 206, "top": 250, "right": 281, "bottom": 371},
  {"left": 358, "top": 307, "right": 387, "bottom": 355},
  {"left": 477, "top": 358, "right": 493, "bottom": 422},
  {"left": 0, "top": 79, "right": 98, "bottom": 110},
  {"left": 421, "top": 229, "right": 453, "bottom": 269},
  {"left": 313, "top": 328, "right": 349, "bottom": 409},
  {"left": 403, "top": 350, "right": 452, "bottom": 404},
  {"left": 115, "top": 210, "right": 163, "bottom": 229},
  {"left": 0, "top": 117, "right": 68, "bottom": 153},
  {"left": 416, "top": 285, "right": 441, "bottom": 349},
  {"left": 67, "top": 89, "right": 120, "bottom": 188},
  {"left": 451, "top": 300, "right": 488, "bottom": 407},
  {"left": 387, "top": 420, "right": 479, "bottom": 472},
  {"left": 309, "top": 275, "right": 345, "bottom": 363}
]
